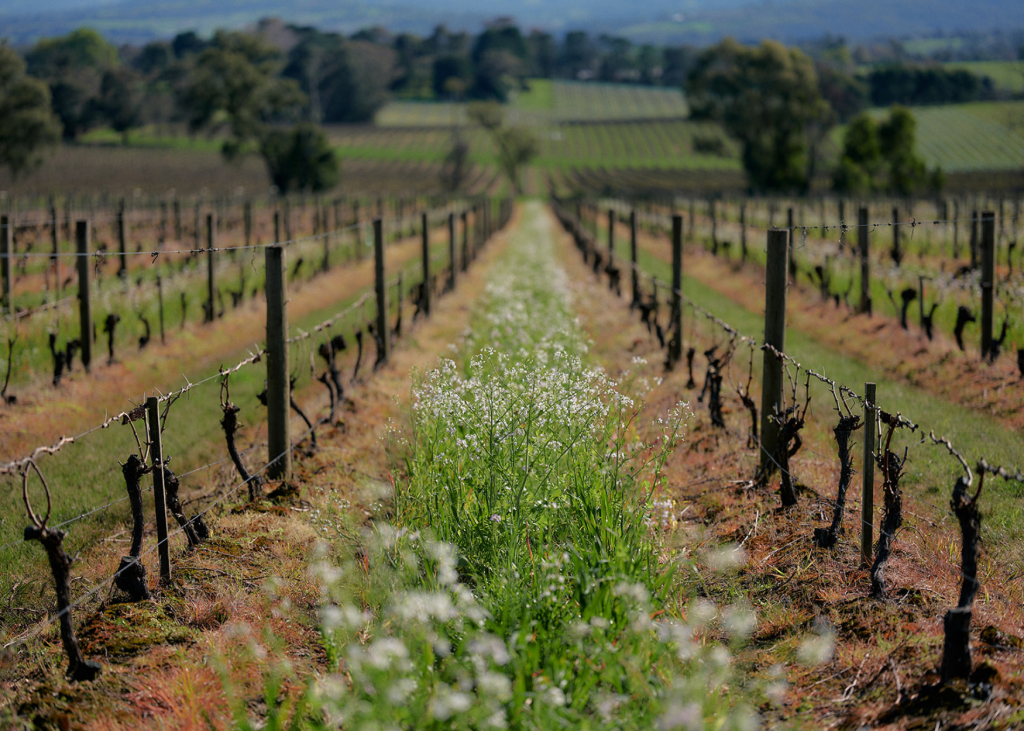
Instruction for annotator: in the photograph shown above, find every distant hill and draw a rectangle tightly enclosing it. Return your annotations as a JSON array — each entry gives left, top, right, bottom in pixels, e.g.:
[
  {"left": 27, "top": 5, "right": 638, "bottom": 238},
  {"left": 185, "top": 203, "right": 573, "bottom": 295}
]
[{"left": 0, "top": 0, "right": 1022, "bottom": 46}]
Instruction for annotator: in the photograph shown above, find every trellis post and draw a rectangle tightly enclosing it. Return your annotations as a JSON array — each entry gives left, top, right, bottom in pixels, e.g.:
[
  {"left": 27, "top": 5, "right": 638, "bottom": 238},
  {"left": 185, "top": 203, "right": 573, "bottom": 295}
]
[
  {"left": 374, "top": 218, "right": 390, "bottom": 364},
  {"left": 76, "top": 221, "right": 93, "bottom": 372},
  {"left": 980, "top": 211, "right": 995, "bottom": 358},
  {"left": 421, "top": 212, "right": 431, "bottom": 317},
  {"left": 205, "top": 213, "right": 216, "bottom": 323},
  {"left": 146, "top": 396, "right": 171, "bottom": 583},
  {"left": 861, "top": 382, "right": 877, "bottom": 567},
  {"left": 629, "top": 209, "right": 639, "bottom": 307},
  {"left": 265, "top": 244, "right": 290, "bottom": 480},
  {"left": 669, "top": 214, "right": 683, "bottom": 368},
  {"left": 760, "top": 228, "right": 789, "bottom": 472},
  {"left": 1, "top": 215, "right": 11, "bottom": 316},
  {"left": 859, "top": 207, "right": 871, "bottom": 315}
]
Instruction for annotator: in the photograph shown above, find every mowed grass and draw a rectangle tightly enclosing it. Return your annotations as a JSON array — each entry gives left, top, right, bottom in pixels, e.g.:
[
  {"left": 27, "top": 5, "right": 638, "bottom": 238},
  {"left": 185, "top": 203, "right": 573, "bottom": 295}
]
[
  {"left": 944, "top": 60, "right": 1024, "bottom": 94},
  {"left": 376, "top": 79, "right": 689, "bottom": 128}
]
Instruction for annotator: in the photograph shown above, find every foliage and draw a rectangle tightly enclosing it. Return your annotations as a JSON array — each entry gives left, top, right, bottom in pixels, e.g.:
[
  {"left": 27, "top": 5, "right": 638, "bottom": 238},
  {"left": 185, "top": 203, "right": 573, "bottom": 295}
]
[
  {"left": 260, "top": 123, "right": 339, "bottom": 194},
  {"left": 0, "top": 45, "right": 62, "bottom": 179},
  {"left": 833, "top": 106, "right": 937, "bottom": 195},
  {"left": 439, "top": 131, "right": 471, "bottom": 192},
  {"left": 468, "top": 101, "right": 537, "bottom": 193},
  {"left": 95, "top": 67, "right": 143, "bottom": 143},
  {"left": 432, "top": 54, "right": 472, "bottom": 99},
  {"left": 687, "top": 39, "right": 834, "bottom": 192},
  {"left": 24, "top": 28, "right": 119, "bottom": 140},
  {"left": 179, "top": 30, "right": 305, "bottom": 160},
  {"left": 283, "top": 30, "right": 395, "bottom": 124},
  {"left": 868, "top": 65, "right": 994, "bottom": 107}
]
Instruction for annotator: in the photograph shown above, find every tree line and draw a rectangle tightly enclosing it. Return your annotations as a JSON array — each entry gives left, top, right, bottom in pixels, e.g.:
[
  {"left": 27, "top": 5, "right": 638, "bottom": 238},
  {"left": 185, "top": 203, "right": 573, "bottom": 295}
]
[{"left": 2, "top": 17, "right": 1000, "bottom": 194}]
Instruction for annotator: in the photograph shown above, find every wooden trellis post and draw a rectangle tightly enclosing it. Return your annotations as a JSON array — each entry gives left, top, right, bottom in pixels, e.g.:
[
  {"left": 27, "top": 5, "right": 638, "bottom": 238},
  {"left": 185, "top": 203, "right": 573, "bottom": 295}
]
[
  {"left": 265, "top": 243, "right": 290, "bottom": 480},
  {"left": 669, "top": 214, "right": 683, "bottom": 368},
  {"left": 146, "top": 396, "right": 171, "bottom": 583},
  {"left": 76, "top": 220, "right": 93, "bottom": 372},
  {"left": 421, "top": 212, "right": 431, "bottom": 317},
  {"left": 374, "top": 218, "right": 390, "bottom": 364},
  {"left": 205, "top": 213, "right": 216, "bottom": 323},
  {"left": 629, "top": 209, "right": 639, "bottom": 307},
  {"left": 118, "top": 199, "right": 128, "bottom": 280},
  {"left": 760, "top": 228, "right": 789, "bottom": 473},
  {"left": 1, "top": 215, "right": 11, "bottom": 317},
  {"left": 858, "top": 207, "right": 871, "bottom": 315},
  {"left": 861, "top": 382, "right": 877, "bottom": 567},
  {"left": 980, "top": 211, "right": 995, "bottom": 358},
  {"left": 448, "top": 212, "right": 457, "bottom": 290}
]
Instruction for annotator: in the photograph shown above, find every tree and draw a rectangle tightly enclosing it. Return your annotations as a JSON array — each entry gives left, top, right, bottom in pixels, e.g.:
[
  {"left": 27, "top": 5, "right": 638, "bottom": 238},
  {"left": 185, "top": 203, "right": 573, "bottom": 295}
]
[
  {"left": 833, "top": 106, "right": 933, "bottom": 195},
  {"left": 318, "top": 40, "right": 394, "bottom": 123},
  {"left": 0, "top": 45, "right": 62, "bottom": 180},
  {"left": 879, "top": 106, "right": 929, "bottom": 195},
  {"left": 558, "top": 31, "right": 596, "bottom": 80},
  {"left": 260, "top": 123, "right": 339, "bottom": 193},
  {"left": 440, "top": 132, "right": 471, "bottom": 192},
  {"left": 25, "top": 28, "right": 119, "bottom": 140},
  {"left": 526, "top": 30, "right": 556, "bottom": 78},
  {"left": 433, "top": 54, "right": 472, "bottom": 99},
  {"left": 468, "top": 101, "right": 536, "bottom": 194},
  {"left": 687, "top": 39, "right": 834, "bottom": 192},
  {"left": 832, "top": 114, "right": 883, "bottom": 194},
  {"left": 180, "top": 30, "right": 305, "bottom": 160},
  {"left": 96, "top": 67, "right": 143, "bottom": 144}
]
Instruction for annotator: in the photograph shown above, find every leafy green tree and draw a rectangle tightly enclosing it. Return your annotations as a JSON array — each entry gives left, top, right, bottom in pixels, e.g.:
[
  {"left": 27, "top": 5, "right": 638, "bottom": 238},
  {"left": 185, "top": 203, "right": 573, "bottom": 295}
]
[
  {"left": 468, "top": 101, "right": 536, "bottom": 193},
  {"left": 25, "top": 28, "right": 119, "bottom": 140},
  {"left": 0, "top": 45, "right": 62, "bottom": 179},
  {"left": 470, "top": 22, "right": 526, "bottom": 101},
  {"left": 433, "top": 54, "right": 472, "bottom": 98},
  {"left": 598, "top": 35, "right": 633, "bottom": 82},
  {"left": 832, "top": 114, "right": 881, "bottom": 194},
  {"left": 260, "top": 123, "right": 339, "bottom": 193},
  {"left": 687, "top": 39, "right": 834, "bottom": 192},
  {"left": 526, "top": 30, "right": 556, "bottom": 78},
  {"left": 558, "top": 31, "right": 596, "bottom": 79},
  {"left": 833, "top": 106, "right": 933, "bottom": 195},
  {"left": 318, "top": 40, "right": 394, "bottom": 123},
  {"left": 879, "top": 106, "right": 928, "bottom": 195},
  {"left": 96, "top": 67, "right": 143, "bottom": 143},
  {"left": 180, "top": 30, "right": 305, "bottom": 160}
]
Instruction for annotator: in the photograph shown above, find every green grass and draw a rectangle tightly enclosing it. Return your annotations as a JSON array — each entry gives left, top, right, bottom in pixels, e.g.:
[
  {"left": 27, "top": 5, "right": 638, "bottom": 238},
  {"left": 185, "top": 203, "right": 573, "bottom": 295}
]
[
  {"left": 944, "top": 61, "right": 1024, "bottom": 94},
  {"left": 377, "top": 79, "right": 688, "bottom": 128},
  {"left": 514, "top": 78, "right": 554, "bottom": 111},
  {"left": 265, "top": 201, "right": 761, "bottom": 729}
]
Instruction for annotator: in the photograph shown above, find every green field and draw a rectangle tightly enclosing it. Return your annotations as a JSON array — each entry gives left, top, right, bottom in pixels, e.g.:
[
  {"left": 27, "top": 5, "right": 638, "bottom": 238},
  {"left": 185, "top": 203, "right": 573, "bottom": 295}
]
[
  {"left": 376, "top": 79, "right": 689, "bottom": 128},
  {"left": 944, "top": 60, "right": 1024, "bottom": 94}
]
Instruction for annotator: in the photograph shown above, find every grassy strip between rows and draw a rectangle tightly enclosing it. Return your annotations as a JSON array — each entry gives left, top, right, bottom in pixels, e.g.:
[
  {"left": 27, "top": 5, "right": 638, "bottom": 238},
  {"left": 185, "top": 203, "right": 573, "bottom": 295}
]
[{"left": 217, "top": 201, "right": 798, "bottom": 729}]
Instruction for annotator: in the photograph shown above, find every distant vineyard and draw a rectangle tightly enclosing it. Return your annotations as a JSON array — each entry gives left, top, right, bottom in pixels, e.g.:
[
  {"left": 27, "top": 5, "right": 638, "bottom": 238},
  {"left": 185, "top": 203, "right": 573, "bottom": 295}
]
[
  {"left": 850, "top": 101, "right": 1024, "bottom": 173},
  {"left": 944, "top": 60, "right": 1024, "bottom": 94},
  {"left": 376, "top": 79, "right": 689, "bottom": 127}
]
